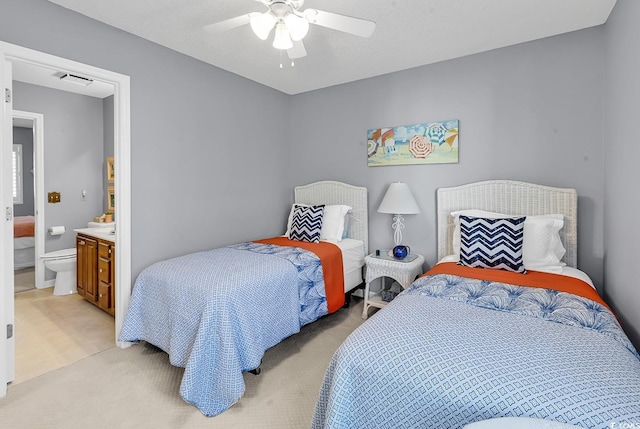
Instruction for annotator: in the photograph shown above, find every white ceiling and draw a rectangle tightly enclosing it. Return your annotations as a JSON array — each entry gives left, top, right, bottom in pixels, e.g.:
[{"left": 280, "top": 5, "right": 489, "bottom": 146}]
[{"left": 44, "top": 0, "right": 616, "bottom": 95}]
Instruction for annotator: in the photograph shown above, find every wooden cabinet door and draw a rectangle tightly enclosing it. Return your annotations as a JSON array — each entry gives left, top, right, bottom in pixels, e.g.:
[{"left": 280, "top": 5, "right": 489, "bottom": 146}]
[
  {"left": 76, "top": 236, "right": 86, "bottom": 297},
  {"left": 84, "top": 237, "right": 98, "bottom": 303},
  {"left": 76, "top": 235, "right": 96, "bottom": 298}
]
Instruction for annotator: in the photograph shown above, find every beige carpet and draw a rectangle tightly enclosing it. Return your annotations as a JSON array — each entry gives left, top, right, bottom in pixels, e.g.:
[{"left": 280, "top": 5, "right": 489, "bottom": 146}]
[
  {"left": 14, "top": 268, "right": 35, "bottom": 293},
  {"left": 0, "top": 298, "right": 366, "bottom": 429}
]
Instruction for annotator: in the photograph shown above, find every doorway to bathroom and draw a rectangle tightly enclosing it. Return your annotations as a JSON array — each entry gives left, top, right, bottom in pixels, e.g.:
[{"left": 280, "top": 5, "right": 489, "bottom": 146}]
[
  {"left": 12, "top": 101, "right": 113, "bottom": 384},
  {"left": 0, "top": 41, "right": 132, "bottom": 396}
]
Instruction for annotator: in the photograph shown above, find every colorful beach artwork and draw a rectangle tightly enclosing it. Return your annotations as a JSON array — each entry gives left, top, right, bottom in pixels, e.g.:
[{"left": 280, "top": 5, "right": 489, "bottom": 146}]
[{"left": 367, "top": 119, "right": 459, "bottom": 167}]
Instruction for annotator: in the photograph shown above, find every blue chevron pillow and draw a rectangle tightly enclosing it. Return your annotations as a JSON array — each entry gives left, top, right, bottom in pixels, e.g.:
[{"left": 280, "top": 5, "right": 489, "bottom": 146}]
[
  {"left": 288, "top": 204, "right": 325, "bottom": 243},
  {"left": 458, "top": 215, "right": 526, "bottom": 273}
]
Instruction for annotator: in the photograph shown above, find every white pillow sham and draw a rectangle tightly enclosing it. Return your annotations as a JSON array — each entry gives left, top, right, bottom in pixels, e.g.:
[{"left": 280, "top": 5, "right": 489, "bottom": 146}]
[
  {"left": 451, "top": 209, "right": 566, "bottom": 273},
  {"left": 285, "top": 204, "right": 351, "bottom": 242}
]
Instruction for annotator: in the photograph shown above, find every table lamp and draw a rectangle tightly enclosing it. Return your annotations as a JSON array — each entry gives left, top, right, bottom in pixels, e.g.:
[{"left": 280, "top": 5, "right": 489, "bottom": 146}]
[{"left": 377, "top": 182, "right": 420, "bottom": 247}]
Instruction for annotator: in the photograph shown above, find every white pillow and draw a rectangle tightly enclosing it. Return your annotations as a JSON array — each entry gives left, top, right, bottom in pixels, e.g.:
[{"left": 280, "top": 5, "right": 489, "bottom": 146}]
[
  {"left": 451, "top": 210, "right": 566, "bottom": 273},
  {"left": 285, "top": 204, "right": 351, "bottom": 242},
  {"left": 522, "top": 214, "right": 566, "bottom": 270}
]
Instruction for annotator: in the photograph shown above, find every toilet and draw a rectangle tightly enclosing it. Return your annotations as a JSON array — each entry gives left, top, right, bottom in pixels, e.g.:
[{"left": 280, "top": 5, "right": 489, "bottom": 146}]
[{"left": 41, "top": 248, "right": 77, "bottom": 295}]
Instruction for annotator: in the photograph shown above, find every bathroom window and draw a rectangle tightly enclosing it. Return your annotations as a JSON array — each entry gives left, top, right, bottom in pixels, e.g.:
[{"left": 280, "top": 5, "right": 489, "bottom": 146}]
[{"left": 12, "top": 144, "right": 23, "bottom": 205}]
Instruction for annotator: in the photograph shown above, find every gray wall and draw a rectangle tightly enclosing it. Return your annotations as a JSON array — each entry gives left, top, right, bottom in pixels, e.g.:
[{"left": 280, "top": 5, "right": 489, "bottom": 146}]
[
  {"left": 603, "top": 0, "right": 640, "bottom": 346},
  {"left": 12, "top": 126, "right": 34, "bottom": 216},
  {"left": 13, "top": 82, "right": 105, "bottom": 259},
  {"left": 289, "top": 28, "right": 606, "bottom": 290},
  {"left": 0, "top": 0, "right": 291, "bottom": 278}
]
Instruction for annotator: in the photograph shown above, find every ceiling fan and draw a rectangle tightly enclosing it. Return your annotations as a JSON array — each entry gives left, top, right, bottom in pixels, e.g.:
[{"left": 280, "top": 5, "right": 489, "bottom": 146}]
[{"left": 203, "top": 0, "right": 376, "bottom": 61}]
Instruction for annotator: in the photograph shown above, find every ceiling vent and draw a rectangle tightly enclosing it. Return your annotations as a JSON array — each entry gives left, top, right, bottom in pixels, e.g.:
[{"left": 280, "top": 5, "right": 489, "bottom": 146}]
[{"left": 59, "top": 73, "right": 94, "bottom": 86}]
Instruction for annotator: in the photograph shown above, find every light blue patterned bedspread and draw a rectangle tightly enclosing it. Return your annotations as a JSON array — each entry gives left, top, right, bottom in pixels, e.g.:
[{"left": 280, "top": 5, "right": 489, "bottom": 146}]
[
  {"left": 313, "top": 274, "right": 640, "bottom": 429},
  {"left": 119, "top": 242, "right": 330, "bottom": 416}
]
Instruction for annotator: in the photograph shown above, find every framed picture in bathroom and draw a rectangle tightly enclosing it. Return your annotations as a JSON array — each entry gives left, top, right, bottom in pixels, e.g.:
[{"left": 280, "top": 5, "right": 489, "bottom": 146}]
[
  {"left": 107, "top": 157, "right": 115, "bottom": 184},
  {"left": 107, "top": 186, "right": 115, "bottom": 212}
]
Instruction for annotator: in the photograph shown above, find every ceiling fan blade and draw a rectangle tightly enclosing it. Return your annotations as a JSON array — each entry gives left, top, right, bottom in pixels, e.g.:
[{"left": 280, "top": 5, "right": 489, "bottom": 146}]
[
  {"left": 203, "top": 14, "right": 254, "bottom": 33},
  {"left": 288, "top": 40, "right": 307, "bottom": 59},
  {"left": 304, "top": 9, "right": 376, "bottom": 38}
]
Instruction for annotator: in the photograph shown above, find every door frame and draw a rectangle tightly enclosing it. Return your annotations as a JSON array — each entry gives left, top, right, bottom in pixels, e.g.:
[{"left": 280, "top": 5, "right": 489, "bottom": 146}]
[
  {"left": 1, "top": 57, "right": 14, "bottom": 393},
  {"left": 13, "top": 110, "right": 45, "bottom": 291},
  {"left": 0, "top": 41, "right": 132, "bottom": 397}
]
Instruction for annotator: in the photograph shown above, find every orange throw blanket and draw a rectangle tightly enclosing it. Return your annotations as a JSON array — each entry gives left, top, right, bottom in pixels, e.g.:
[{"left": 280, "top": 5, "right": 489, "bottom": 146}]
[
  {"left": 426, "top": 262, "right": 609, "bottom": 310},
  {"left": 14, "top": 215, "right": 35, "bottom": 238},
  {"left": 254, "top": 237, "right": 345, "bottom": 313}
]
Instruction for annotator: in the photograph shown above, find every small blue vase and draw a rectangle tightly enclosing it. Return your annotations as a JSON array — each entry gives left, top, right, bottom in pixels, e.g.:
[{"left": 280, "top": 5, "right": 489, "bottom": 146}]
[{"left": 392, "top": 245, "right": 410, "bottom": 259}]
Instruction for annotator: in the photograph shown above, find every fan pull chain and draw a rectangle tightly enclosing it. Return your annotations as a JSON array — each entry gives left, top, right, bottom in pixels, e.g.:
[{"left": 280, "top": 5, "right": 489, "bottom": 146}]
[{"left": 278, "top": 51, "right": 295, "bottom": 69}]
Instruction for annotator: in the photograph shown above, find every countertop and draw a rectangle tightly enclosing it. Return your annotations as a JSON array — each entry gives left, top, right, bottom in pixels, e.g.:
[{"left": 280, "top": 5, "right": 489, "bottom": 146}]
[{"left": 74, "top": 227, "right": 115, "bottom": 243}]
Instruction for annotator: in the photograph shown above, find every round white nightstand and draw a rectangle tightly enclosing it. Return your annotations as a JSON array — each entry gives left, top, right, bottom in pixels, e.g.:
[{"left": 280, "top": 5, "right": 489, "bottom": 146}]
[{"left": 361, "top": 252, "right": 425, "bottom": 319}]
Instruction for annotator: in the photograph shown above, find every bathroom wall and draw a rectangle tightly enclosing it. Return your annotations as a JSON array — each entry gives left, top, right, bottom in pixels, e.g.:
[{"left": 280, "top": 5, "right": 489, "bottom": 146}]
[
  {"left": 102, "top": 95, "right": 114, "bottom": 214},
  {"left": 12, "top": 82, "right": 105, "bottom": 262},
  {"left": 12, "top": 126, "right": 34, "bottom": 216}
]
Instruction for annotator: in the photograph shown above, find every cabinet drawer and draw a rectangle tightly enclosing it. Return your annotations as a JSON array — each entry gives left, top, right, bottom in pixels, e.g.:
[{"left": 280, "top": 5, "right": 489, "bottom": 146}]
[
  {"left": 98, "top": 282, "right": 111, "bottom": 310},
  {"left": 98, "top": 258, "right": 111, "bottom": 284},
  {"left": 98, "top": 241, "right": 112, "bottom": 259}
]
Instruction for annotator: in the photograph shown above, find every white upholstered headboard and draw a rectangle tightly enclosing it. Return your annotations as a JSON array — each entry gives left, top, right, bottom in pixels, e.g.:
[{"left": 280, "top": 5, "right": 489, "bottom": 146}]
[
  {"left": 294, "top": 181, "right": 368, "bottom": 254},
  {"left": 436, "top": 180, "right": 577, "bottom": 268}
]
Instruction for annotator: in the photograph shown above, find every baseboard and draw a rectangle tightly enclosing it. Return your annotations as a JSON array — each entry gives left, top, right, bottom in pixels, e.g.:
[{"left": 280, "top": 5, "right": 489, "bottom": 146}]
[{"left": 38, "top": 279, "right": 55, "bottom": 289}]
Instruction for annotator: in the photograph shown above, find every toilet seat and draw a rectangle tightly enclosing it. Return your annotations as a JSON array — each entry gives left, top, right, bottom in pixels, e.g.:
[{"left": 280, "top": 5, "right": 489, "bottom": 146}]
[{"left": 40, "top": 248, "right": 77, "bottom": 260}]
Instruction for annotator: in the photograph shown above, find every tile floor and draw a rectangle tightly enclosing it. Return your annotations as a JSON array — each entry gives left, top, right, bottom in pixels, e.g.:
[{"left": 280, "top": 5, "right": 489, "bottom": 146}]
[{"left": 13, "top": 286, "right": 115, "bottom": 385}]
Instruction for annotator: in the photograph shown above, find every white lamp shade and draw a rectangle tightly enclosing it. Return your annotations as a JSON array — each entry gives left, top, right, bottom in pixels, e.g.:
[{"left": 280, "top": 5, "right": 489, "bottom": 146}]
[
  {"left": 250, "top": 11, "right": 276, "bottom": 40},
  {"left": 272, "top": 22, "right": 293, "bottom": 50},
  {"left": 284, "top": 13, "right": 309, "bottom": 41},
  {"left": 377, "top": 182, "right": 421, "bottom": 215}
]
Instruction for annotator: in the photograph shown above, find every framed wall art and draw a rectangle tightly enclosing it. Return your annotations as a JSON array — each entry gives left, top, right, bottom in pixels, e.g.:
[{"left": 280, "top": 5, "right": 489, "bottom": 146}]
[
  {"left": 367, "top": 119, "right": 459, "bottom": 167},
  {"left": 107, "top": 156, "right": 115, "bottom": 183},
  {"left": 107, "top": 186, "right": 115, "bottom": 212}
]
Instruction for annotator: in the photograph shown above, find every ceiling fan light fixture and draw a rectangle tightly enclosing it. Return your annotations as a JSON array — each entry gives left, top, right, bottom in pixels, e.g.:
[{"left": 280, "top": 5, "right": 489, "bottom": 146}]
[
  {"left": 250, "top": 11, "right": 276, "bottom": 40},
  {"left": 284, "top": 13, "right": 309, "bottom": 41},
  {"left": 273, "top": 22, "right": 293, "bottom": 50}
]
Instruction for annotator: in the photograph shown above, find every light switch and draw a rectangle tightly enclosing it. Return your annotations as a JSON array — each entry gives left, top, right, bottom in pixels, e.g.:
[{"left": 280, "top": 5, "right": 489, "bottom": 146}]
[{"left": 81, "top": 189, "right": 87, "bottom": 201}]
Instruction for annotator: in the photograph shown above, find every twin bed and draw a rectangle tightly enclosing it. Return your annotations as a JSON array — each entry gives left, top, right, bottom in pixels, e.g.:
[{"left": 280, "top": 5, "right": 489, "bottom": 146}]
[
  {"left": 313, "top": 180, "right": 640, "bottom": 428},
  {"left": 119, "top": 179, "right": 640, "bottom": 426},
  {"left": 119, "top": 181, "right": 368, "bottom": 417}
]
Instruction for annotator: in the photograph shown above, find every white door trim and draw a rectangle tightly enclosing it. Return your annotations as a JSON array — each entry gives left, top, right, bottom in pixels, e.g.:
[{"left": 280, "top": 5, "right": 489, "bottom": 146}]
[
  {"left": 0, "top": 40, "right": 132, "bottom": 398},
  {"left": 13, "top": 110, "right": 45, "bottom": 291},
  {"left": 1, "top": 57, "right": 15, "bottom": 395}
]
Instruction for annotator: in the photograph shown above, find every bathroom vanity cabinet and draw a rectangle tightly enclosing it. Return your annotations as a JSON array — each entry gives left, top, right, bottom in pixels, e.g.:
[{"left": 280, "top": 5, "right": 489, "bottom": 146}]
[{"left": 76, "top": 233, "right": 115, "bottom": 316}]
